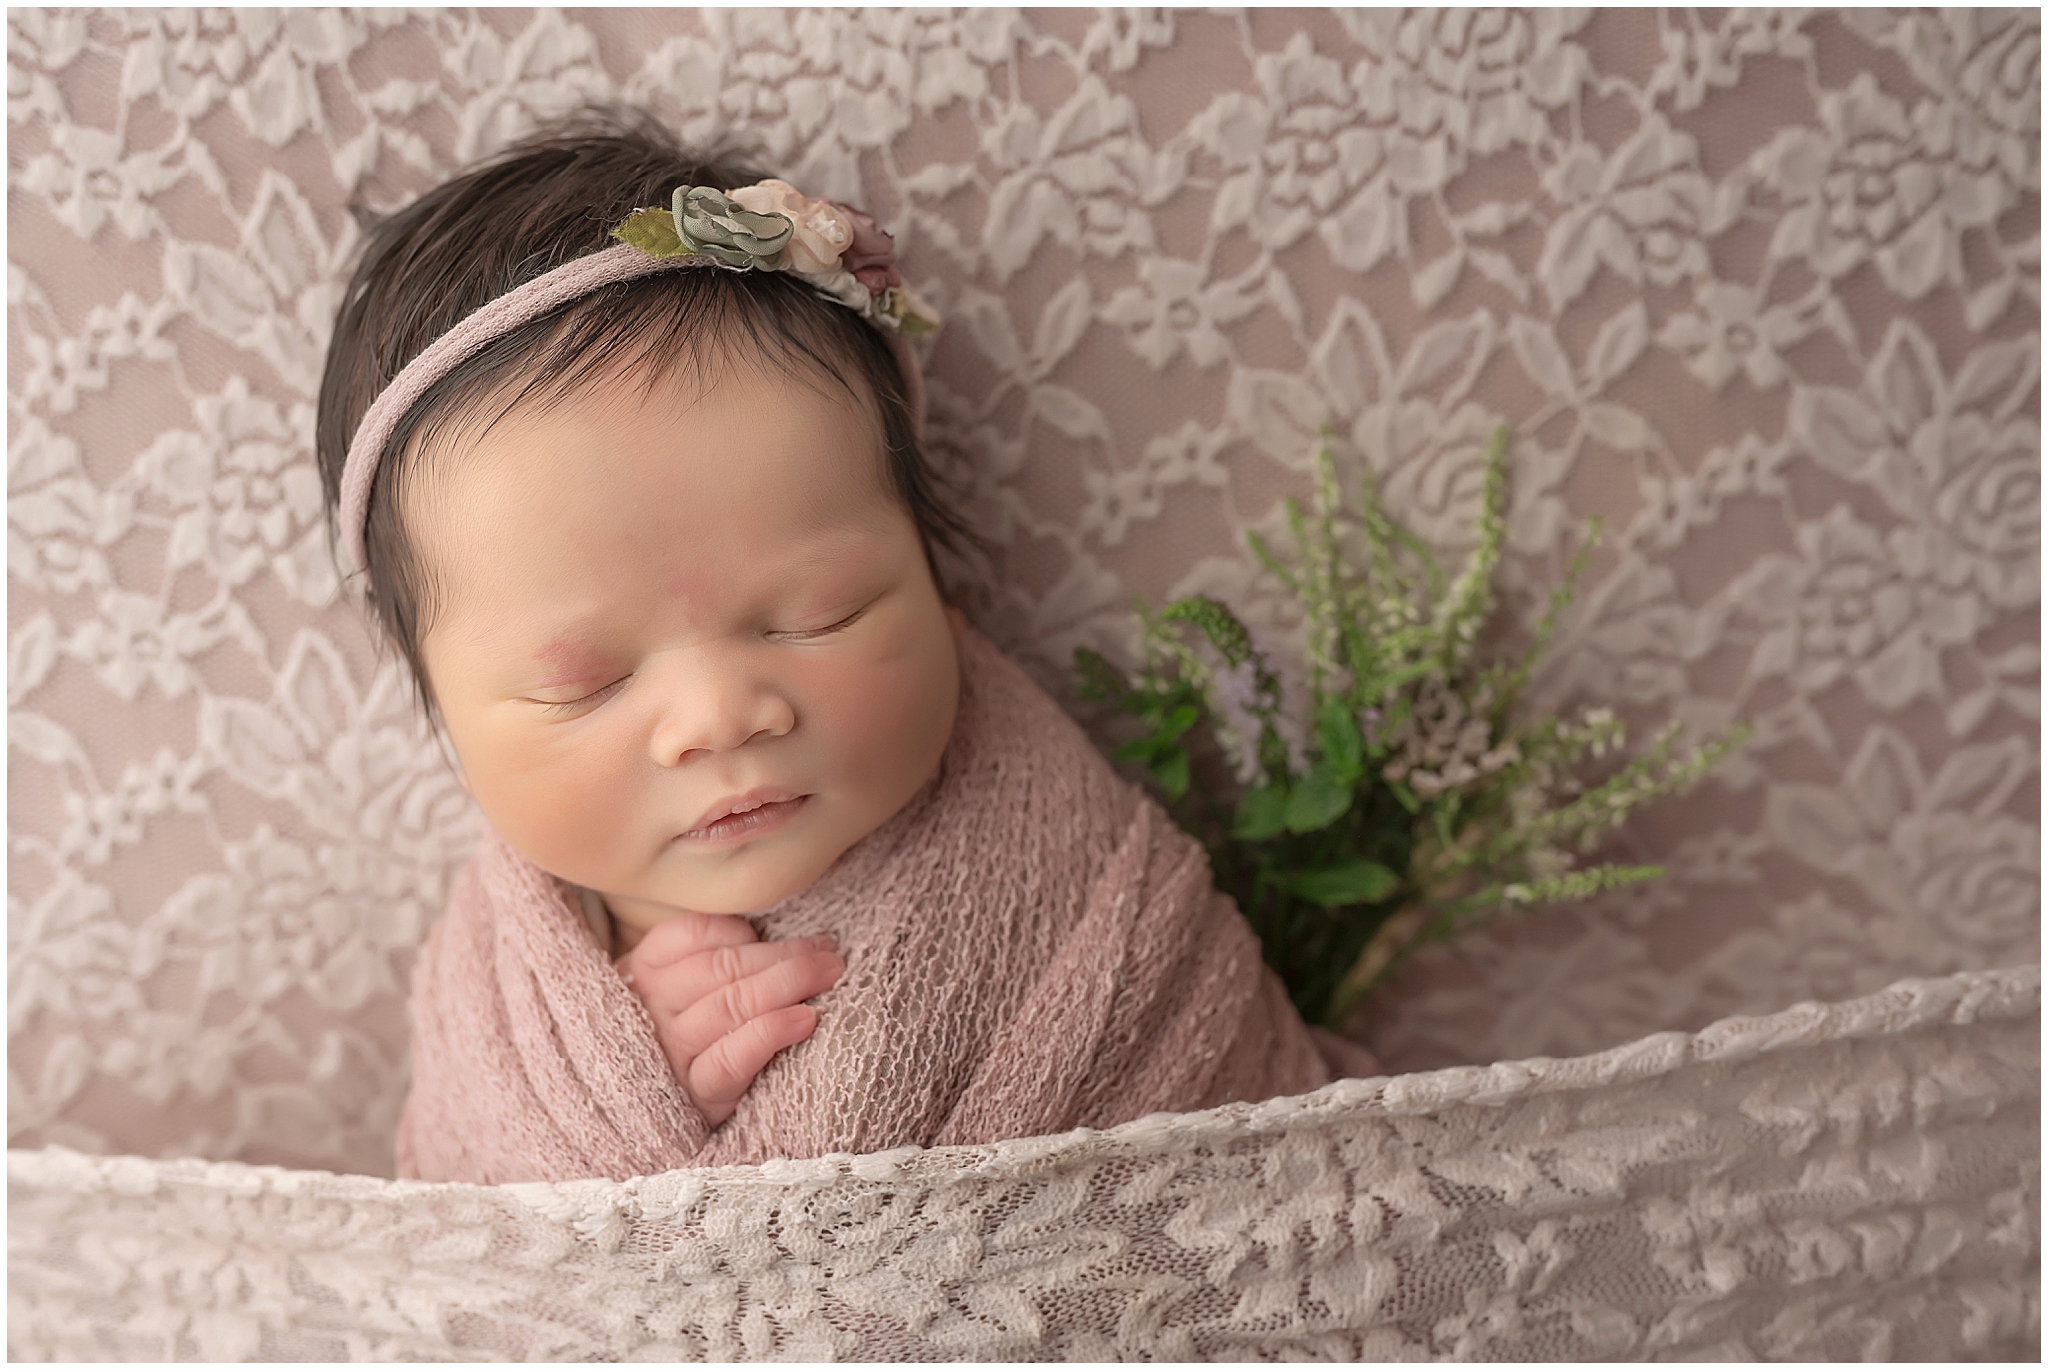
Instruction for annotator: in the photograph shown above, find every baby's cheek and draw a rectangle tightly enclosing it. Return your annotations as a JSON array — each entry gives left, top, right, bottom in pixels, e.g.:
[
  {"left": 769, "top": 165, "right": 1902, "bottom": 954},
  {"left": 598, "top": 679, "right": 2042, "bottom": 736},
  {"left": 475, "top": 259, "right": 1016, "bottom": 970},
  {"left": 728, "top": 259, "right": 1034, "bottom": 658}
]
[
  {"left": 465, "top": 728, "right": 647, "bottom": 887},
  {"left": 829, "top": 639, "right": 958, "bottom": 802}
]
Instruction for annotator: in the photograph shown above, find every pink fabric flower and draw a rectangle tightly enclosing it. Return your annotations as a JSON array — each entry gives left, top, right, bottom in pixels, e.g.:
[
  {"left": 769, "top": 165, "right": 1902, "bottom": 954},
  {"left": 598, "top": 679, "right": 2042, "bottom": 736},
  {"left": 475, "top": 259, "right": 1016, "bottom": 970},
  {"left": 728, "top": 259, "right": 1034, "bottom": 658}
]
[
  {"left": 726, "top": 179, "right": 853, "bottom": 275},
  {"left": 834, "top": 204, "right": 903, "bottom": 292}
]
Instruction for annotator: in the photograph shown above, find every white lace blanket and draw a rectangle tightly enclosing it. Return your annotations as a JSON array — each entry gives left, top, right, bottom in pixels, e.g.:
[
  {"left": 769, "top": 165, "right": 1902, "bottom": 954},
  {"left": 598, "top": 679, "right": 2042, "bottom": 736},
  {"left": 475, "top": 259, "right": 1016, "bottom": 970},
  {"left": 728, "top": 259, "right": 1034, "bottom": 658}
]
[{"left": 11, "top": 965, "right": 2037, "bottom": 1362}]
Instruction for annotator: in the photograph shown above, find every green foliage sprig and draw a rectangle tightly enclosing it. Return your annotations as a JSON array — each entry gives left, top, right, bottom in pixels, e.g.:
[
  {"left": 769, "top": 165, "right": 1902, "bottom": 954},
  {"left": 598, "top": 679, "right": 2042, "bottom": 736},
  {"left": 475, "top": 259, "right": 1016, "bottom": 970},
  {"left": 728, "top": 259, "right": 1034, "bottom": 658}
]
[{"left": 1076, "top": 427, "right": 1749, "bottom": 1027}]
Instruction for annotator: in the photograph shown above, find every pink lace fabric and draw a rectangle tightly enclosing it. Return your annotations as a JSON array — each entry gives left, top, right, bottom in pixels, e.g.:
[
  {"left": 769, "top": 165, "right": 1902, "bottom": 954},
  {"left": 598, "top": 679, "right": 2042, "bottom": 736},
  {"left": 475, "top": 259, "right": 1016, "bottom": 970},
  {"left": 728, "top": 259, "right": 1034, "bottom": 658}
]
[{"left": 399, "top": 630, "right": 1345, "bottom": 1184}]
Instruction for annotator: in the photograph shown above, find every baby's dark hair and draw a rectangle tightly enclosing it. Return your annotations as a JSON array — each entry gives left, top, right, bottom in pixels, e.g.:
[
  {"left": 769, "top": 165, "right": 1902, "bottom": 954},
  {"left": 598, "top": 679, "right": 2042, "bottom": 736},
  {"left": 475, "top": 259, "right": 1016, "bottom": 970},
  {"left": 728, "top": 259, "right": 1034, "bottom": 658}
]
[{"left": 316, "top": 109, "right": 973, "bottom": 716}]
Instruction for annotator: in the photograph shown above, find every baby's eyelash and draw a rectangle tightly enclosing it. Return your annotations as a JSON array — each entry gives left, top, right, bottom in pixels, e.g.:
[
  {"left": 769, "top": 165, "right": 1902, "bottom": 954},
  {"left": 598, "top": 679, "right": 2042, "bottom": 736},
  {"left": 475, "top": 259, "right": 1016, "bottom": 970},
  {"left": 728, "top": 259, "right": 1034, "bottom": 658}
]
[
  {"left": 775, "top": 608, "right": 865, "bottom": 641},
  {"left": 529, "top": 611, "right": 863, "bottom": 713},
  {"left": 537, "top": 675, "right": 631, "bottom": 715}
]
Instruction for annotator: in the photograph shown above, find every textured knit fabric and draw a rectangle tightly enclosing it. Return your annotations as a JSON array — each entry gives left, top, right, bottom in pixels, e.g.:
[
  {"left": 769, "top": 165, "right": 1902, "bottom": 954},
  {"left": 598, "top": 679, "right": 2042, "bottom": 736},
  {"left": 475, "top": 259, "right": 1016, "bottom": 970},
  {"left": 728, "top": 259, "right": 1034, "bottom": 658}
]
[{"left": 397, "top": 630, "right": 1361, "bottom": 1183}]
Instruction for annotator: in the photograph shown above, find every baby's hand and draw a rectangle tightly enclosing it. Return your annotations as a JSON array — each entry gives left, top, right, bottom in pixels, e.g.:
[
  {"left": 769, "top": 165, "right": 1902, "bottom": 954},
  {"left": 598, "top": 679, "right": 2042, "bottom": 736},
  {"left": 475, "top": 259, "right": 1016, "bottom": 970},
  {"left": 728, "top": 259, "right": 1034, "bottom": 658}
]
[{"left": 616, "top": 913, "right": 844, "bottom": 1128}]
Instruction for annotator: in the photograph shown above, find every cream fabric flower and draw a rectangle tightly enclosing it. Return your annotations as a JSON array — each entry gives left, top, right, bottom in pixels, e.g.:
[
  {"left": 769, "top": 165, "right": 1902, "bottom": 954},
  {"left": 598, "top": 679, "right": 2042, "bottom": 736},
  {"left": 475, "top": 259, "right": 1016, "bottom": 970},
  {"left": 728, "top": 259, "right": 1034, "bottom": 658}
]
[
  {"left": 803, "top": 267, "right": 872, "bottom": 313},
  {"left": 727, "top": 179, "right": 854, "bottom": 275}
]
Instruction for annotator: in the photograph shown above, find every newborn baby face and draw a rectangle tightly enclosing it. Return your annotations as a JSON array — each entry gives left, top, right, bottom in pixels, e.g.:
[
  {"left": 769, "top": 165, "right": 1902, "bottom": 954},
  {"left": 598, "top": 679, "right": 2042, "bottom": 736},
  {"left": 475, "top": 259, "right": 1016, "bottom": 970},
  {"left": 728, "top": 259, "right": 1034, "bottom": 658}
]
[{"left": 410, "top": 354, "right": 962, "bottom": 943}]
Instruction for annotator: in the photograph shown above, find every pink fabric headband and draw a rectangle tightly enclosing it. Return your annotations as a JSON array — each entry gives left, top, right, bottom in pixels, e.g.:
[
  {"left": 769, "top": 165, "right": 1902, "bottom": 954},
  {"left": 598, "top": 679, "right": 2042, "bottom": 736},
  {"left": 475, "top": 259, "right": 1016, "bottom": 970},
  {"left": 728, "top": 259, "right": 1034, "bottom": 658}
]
[{"left": 338, "top": 182, "right": 935, "bottom": 578}]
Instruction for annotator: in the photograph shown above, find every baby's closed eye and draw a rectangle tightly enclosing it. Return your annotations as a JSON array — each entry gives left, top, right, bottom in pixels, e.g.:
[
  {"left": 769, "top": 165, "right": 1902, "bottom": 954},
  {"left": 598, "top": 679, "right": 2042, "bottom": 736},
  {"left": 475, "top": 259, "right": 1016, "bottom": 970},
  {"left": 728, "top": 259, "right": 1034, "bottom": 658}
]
[
  {"left": 767, "top": 606, "right": 866, "bottom": 642},
  {"left": 529, "top": 675, "right": 633, "bottom": 715},
  {"left": 517, "top": 601, "right": 873, "bottom": 716}
]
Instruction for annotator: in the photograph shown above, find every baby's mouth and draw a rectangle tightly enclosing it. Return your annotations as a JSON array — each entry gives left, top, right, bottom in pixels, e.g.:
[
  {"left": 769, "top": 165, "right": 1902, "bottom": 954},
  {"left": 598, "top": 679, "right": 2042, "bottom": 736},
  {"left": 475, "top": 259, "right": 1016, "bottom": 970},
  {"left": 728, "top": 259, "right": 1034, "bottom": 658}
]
[{"left": 678, "top": 791, "right": 809, "bottom": 845}]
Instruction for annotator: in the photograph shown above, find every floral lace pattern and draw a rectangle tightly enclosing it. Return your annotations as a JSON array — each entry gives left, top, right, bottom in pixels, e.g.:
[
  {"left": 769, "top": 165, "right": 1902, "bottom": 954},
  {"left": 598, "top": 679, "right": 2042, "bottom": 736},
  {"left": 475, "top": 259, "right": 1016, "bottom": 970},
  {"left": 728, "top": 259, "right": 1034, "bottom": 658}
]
[
  {"left": 9, "top": 967, "right": 2038, "bottom": 1360},
  {"left": 8, "top": 9, "right": 2039, "bottom": 1181}
]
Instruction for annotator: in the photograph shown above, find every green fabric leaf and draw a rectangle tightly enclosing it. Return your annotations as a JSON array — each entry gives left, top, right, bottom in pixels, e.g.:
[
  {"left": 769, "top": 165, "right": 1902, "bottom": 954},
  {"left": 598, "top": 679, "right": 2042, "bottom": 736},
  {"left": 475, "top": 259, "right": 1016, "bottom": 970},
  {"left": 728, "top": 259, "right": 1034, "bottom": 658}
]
[
  {"left": 612, "top": 207, "right": 691, "bottom": 258},
  {"left": 1233, "top": 784, "right": 1289, "bottom": 841},
  {"left": 1285, "top": 858, "right": 1399, "bottom": 907},
  {"left": 1150, "top": 747, "right": 1190, "bottom": 799},
  {"left": 1285, "top": 764, "right": 1353, "bottom": 832},
  {"left": 885, "top": 286, "right": 943, "bottom": 334},
  {"left": 1316, "top": 697, "right": 1363, "bottom": 780}
]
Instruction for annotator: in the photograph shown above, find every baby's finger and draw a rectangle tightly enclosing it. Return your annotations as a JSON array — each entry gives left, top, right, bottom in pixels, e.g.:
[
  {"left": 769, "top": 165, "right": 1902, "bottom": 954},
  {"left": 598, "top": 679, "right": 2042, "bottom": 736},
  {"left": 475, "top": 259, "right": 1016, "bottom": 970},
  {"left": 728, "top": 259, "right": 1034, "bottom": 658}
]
[
  {"left": 631, "top": 937, "right": 838, "bottom": 1020},
  {"left": 628, "top": 910, "right": 759, "bottom": 971},
  {"left": 689, "top": 1004, "right": 817, "bottom": 1125},
  {"left": 666, "top": 950, "right": 844, "bottom": 1065}
]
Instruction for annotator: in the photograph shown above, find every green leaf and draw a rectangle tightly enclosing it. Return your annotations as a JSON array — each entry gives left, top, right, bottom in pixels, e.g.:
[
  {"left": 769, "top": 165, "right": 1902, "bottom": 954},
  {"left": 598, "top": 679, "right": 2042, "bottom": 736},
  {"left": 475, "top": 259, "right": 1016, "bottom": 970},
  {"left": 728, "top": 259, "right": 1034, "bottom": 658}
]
[
  {"left": 1113, "top": 735, "right": 1163, "bottom": 765},
  {"left": 1153, "top": 702, "right": 1200, "bottom": 744},
  {"left": 1315, "top": 697, "right": 1362, "bottom": 779},
  {"left": 1073, "top": 647, "right": 1132, "bottom": 707},
  {"left": 1378, "top": 696, "right": 1412, "bottom": 748},
  {"left": 1160, "top": 595, "right": 1255, "bottom": 666},
  {"left": 1234, "top": 784, "right": 1289, "bottom": 841},
  {"left": 1150, "top": 747, "right": 1190, "bottom": 799},
  {"left": 611, "top": 206, "right": 691, "bottom": 257},
  {"left": 1285, "top": 764, "right": 1353, "bottom": 832},
  {"left": 1284, "top": 858, "right": 1399, "bottom": 907},
  {"left": 897, "top": 311, "right": 940, "bottom": 336},
  {"left": 1245, "top": 529, "right": 1299, "bottom": 592}
]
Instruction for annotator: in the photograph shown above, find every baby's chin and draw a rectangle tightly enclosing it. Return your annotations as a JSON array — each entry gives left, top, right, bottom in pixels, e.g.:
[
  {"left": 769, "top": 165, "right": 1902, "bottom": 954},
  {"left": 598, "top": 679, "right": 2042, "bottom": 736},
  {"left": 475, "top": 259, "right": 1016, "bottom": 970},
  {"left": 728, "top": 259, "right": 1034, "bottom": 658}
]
[{"left": 607, "top": 838, "right": 850, "bottom": 926}]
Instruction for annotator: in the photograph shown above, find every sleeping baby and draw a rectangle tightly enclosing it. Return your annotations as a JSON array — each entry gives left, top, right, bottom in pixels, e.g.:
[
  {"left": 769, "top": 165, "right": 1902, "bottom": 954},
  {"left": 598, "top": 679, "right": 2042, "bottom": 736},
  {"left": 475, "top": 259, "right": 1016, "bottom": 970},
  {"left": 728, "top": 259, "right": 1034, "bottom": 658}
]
[{"left": 317, "top": 111, "right": 1373, "bottom": 1184}]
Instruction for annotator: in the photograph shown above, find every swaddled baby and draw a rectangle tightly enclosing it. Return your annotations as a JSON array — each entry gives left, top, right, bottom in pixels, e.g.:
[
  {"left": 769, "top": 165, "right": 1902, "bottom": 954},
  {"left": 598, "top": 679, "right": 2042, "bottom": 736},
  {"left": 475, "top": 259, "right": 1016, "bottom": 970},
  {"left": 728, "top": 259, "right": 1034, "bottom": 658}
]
[{"left": 317, "top": 113, "right": 1372, "bottom": 1184}]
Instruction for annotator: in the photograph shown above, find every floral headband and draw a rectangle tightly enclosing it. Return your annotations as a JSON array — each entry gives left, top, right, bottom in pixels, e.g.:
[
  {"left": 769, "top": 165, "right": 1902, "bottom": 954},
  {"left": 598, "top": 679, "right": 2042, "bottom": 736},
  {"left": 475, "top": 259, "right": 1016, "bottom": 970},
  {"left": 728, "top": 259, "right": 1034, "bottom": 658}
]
[{"left": 338, "top": 179, "right": 940, "bottom": 578}]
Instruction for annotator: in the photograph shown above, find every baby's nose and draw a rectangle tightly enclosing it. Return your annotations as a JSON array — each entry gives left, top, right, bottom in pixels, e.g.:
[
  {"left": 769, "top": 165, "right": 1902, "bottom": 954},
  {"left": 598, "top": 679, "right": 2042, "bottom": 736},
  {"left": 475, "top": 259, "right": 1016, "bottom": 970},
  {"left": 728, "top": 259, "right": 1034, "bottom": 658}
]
[{"left": 646, "top": 662, "right": 795, "bottom": 765}]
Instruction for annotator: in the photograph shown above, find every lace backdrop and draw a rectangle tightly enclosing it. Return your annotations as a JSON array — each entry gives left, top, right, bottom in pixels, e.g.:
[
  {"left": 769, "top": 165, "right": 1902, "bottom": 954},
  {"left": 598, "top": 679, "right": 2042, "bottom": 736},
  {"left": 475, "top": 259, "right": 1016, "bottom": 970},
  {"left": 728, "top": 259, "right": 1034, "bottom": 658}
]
[{"left": 8, "top": 9, "right": 2038, "bottom": 1177}]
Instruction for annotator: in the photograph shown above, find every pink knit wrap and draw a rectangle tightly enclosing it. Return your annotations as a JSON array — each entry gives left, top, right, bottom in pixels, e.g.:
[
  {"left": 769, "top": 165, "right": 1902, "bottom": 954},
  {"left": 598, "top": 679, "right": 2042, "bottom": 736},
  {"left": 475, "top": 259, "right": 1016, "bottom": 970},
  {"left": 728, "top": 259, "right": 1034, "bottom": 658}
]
[{"left": 397, "top": 630, "right": 1374, "bottom": 1183}]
